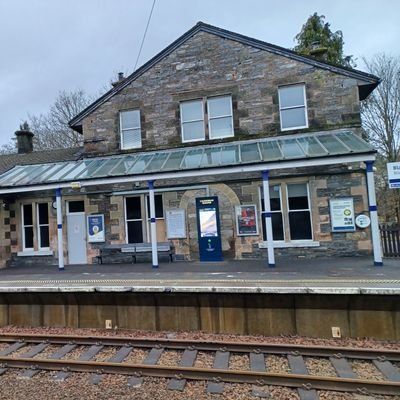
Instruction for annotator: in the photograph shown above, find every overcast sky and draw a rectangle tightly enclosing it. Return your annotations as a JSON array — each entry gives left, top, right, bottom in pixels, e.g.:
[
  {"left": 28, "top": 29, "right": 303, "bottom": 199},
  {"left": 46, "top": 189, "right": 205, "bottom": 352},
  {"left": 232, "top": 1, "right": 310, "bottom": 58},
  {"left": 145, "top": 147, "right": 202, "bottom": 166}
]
[{"left": 0, "top": 0, "right": 399, "bottom": 147}]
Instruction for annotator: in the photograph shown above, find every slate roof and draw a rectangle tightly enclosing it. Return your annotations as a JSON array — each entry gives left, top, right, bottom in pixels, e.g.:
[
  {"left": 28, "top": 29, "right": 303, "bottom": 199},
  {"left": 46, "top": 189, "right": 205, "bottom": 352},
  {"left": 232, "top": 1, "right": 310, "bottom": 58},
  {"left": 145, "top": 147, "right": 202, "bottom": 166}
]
[
  {"left": 69, "top": 21, "right": 380, "bottom": 132},
  {"left": 0, "top": 147, "right": 84, "bottom": 175}
]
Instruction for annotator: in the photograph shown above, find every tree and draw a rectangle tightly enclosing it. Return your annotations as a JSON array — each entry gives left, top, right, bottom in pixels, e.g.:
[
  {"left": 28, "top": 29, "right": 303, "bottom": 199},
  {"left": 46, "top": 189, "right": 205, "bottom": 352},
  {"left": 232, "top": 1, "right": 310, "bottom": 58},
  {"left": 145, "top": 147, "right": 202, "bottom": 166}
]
[
  {"left": 0, "top": 89, "right": 92, "bottom": 153},
  {"left": 294, "top": 13, "right": 355, "bottom": 68},
  {"left": 30, "top": 89, "right": 93, "bottom": 150},
  {"left": 361, "top": 54, "right": 400, "bottom": 222}
]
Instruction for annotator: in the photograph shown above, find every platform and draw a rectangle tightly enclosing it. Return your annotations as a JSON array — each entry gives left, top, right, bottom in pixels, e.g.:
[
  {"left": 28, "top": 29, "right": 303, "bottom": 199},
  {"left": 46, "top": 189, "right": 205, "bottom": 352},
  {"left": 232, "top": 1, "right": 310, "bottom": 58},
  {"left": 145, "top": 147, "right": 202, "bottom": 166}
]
[{"left": 0, "top": 257, "right": 399, "bottom": 295}]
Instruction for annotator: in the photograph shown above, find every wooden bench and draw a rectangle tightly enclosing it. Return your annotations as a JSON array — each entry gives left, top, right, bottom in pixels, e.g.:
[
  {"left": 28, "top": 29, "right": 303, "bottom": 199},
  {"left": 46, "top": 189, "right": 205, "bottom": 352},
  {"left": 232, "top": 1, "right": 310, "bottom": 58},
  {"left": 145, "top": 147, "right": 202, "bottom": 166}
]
[{"left": 96, "top": 242, "right": 173, "bottom": 264}]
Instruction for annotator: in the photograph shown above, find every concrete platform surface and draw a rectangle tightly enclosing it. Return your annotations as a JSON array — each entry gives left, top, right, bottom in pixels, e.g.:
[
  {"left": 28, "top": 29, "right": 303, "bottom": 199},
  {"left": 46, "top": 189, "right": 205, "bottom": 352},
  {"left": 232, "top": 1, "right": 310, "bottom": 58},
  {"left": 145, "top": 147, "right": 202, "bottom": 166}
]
[{"left": 0, "top": 257, "right": 399, "bottom": 294}]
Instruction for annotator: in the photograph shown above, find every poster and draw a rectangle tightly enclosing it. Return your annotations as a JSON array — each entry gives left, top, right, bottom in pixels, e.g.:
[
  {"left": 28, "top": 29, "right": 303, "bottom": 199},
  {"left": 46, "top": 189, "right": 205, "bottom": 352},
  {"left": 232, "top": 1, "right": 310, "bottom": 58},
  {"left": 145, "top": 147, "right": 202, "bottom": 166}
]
[
  {"left": 87, "top": 214, "right": 105, "bottom": 242},
  {"left": 387, "top": 162, "right": 400, "bottom": 188},
  {"left": 329, "top": 198, "right": 355, "bottom": 232},
  {"left": 166, "top": 209, "right": 186, "bottom": 239},
  {"left": 235, "top": 205, "right": 259, "bottom": 236}
]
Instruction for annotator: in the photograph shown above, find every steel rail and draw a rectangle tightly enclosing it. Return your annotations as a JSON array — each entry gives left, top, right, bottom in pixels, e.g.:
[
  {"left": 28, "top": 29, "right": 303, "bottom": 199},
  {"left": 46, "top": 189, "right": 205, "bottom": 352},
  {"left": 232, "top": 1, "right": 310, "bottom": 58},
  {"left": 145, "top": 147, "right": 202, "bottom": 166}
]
[
  {"left": 0, "top": 333, "right": 399, "bottom": 361},
  {"left": 0, "top": 356, "right": 399, "bottom": 396}
]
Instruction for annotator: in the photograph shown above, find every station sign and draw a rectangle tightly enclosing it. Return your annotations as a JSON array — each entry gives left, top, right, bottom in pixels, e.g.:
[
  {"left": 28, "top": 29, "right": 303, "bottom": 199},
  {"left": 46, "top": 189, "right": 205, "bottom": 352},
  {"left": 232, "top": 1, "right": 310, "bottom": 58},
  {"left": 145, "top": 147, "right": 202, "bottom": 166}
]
[{"left": 387, "top": 162, "right": 400, "bottom": 189}]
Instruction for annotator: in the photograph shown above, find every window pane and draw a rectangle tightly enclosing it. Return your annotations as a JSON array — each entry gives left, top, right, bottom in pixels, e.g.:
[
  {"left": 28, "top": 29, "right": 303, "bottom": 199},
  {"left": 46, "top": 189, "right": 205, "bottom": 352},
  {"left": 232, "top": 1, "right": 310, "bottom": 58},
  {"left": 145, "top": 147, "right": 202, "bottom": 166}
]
[
  {"left": 127, "top": 221, "right": 143, "bottom": 243},
  {"left": 68, "top": 201, "right": 85, "bottom": 213},
  {"left": 146, "top": 194, "right": 163, "bottom": 218},
  {"left": 281, "top": 107, "right": 306, "bottom": 129},
  {"left": 261, "top": 213, "right": 284, "bottom": 241},
  {"left": 38, "top": 203, "right": 49, "bottom": 224},
  {"left": 280, "top": 139, "right": 304, "bottom": 158},
  {"left": 288, "top": 184, "right": 309, "bottom": 210},
  {"left": 126, "top": 197, "right": 141, "bottom": 220},
  {"left": 182, "top": 149, "right": 203, "bottom": 169},
  {"left": 289, "top": 211, "right": 312, "bottom": 239},
  {"left": 240, "top": 143, "right": 261, "bottom": 162},
  {"left": 209, "top": 117, "right": 233, "bottom": 139},
  {"left": 23, "top": 204, "right": 33, "bottom": 225},
  {"left": 24, "top": 227, "right": 34, "bottom": 248},
  {"left": 122, "top": 128, "right": 141, "bottom": 149},
  {"left": 279, "top": 85, "right": 305, "bottom": 108},
  {"left": 181, "top": 100, "right": 203, "bottom": 121},
  {"left": 220, "top": 145, "right": 239, "bottom": 164},
  {"left": 269, "top": 185, "right": 281, "bottom": 211},
  {"left": 40, "top": 226, "right": 50, "bottom": 248},
  {"left": 208, "top": 96, "right": 231, "bottom": 118},
  {"left": 121, "top": 110, "right": 140, "bottom": 129},
  {"left": 182, "top": 120, "right": 205, "bottom": 141}
]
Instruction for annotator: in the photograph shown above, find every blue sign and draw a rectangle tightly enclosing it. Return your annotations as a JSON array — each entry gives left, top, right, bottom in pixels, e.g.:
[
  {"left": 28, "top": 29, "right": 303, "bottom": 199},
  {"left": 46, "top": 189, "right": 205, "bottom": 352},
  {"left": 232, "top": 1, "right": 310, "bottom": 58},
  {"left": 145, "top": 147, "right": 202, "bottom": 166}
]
[
  {"left": 87, "top": 214, "right": 105, "bottom": 243},
  {"left": 196, "top": 197, "right": 223, "bottom": 261}
]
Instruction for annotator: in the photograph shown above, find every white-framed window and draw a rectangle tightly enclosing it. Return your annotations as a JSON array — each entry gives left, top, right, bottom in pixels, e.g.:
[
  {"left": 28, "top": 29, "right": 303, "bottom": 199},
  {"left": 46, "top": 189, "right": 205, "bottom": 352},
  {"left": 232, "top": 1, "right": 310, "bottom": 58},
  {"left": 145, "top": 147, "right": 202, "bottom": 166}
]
[
  {"left": 120, "top": 109, "right": 141, "bottom": 149},
  {"left": 260, "top": 182, "right": 312, "bottom": 242},
  {"left": 180, "top": 95, "right": 234, "bottom": 142},
  {"left": 208, "top": 96, "right": 234, "bottom": 139},
  {"left": 22, "top": 203, "right": 50, "bottom": 250},
  {"left": 278, "top": 84, "right": 308, "bottom": 131},
  {"left": 37, "top": 203, "right": 50, "bottom": 249},
  {"left": 180, "top": 100, "right": 205, "bottom": 142}
]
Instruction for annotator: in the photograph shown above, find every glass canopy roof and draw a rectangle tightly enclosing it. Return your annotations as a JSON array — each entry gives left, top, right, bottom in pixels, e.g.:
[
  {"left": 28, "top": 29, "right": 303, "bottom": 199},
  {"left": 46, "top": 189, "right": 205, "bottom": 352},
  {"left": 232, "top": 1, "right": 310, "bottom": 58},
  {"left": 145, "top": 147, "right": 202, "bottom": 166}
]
[{"left": 0, "top": 131, "right": 374, "bottom": 188}]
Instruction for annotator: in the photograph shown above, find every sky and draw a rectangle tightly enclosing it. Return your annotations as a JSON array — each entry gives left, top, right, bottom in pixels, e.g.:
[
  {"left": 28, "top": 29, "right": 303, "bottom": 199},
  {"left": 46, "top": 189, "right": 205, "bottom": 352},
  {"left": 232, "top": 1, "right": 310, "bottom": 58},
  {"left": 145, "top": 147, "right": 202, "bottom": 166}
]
[{"left": 0, "top": 0, "right": 399, "bottom": 147}]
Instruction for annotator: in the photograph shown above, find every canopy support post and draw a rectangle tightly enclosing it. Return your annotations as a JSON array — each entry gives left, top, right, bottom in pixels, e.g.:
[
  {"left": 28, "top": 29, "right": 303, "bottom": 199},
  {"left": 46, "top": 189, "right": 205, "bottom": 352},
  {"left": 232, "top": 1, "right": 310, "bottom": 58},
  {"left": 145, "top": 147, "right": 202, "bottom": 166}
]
[
  {"left": 262, "top": 170, "right": 275, "bottom": 267},
  {"left": 148, "top": 180, "right": 158, "bottom": 268}
]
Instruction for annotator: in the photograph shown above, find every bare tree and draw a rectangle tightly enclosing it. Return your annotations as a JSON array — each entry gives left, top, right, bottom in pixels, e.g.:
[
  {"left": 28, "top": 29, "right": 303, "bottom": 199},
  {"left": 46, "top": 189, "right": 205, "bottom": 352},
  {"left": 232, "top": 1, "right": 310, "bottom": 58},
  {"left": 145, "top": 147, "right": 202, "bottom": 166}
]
[
  {"left": 30, "top": 89, "right": 93, "bottom": 150},
  {"left": 361, "top": 54, "right": 400, "bottom": 222},
  {"left": 361, "top": 54, "right": 400, "bottom": 162}
]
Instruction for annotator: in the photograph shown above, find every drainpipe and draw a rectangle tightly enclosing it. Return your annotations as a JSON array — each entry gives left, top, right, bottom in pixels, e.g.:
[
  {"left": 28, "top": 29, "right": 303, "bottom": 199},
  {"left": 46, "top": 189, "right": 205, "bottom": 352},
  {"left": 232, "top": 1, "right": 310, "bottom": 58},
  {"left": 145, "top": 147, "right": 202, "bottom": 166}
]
[
  {"left": 55, "top": 188, "right": 64, "bottom": 270},
  {"left": 365, "top": 161, "right": 383, "bottom": 266},
  {"left": 148, "top": 180, "right": 158, "bottom": 268},
  {"left": 262, "top": 170, "right": 275, "bottom": 267}
]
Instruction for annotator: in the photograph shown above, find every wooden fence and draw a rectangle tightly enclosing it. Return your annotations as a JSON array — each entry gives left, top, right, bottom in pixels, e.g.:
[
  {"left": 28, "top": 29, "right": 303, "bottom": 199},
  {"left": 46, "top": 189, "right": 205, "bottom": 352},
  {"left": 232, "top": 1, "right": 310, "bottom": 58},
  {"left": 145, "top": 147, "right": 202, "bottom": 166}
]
[{"left": 380, "top": 224, "right": 400, "bottom": 257}]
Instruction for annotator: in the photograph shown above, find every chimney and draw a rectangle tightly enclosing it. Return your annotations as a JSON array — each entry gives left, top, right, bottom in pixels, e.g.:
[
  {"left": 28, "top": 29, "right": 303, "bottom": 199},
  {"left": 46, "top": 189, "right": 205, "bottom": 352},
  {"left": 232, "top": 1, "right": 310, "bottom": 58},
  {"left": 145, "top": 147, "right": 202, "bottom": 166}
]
[
  {"left": 15, "top": 122, "right": 34, "bottom": 154},
  {"left": 111, "top": 72, "right": 125, "bottom": 87}
]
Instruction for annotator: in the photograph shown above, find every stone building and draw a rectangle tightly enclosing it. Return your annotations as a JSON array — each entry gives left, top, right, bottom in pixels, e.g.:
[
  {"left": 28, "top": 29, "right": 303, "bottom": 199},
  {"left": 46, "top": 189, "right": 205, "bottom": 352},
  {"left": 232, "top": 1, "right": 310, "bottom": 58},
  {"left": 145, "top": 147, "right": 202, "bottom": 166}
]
[{"left": 0, "top": 22, "right": 382, "bottom": 268}]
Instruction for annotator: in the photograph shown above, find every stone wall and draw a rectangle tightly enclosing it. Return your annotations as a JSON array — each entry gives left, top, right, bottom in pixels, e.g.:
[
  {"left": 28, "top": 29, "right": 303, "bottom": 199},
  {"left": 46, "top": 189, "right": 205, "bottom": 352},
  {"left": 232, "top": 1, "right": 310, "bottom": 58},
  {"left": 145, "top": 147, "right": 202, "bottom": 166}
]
[{"left": 81, "top": 31, "right": 361, "bottom": 156}]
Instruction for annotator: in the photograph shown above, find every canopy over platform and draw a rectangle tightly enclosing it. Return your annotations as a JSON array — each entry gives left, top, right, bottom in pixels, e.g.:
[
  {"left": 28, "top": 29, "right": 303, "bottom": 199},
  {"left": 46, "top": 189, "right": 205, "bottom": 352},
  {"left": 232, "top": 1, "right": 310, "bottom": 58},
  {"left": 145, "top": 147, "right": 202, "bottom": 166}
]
[{"left": 0, "top": 130, "right": 375, "bottom": 194}]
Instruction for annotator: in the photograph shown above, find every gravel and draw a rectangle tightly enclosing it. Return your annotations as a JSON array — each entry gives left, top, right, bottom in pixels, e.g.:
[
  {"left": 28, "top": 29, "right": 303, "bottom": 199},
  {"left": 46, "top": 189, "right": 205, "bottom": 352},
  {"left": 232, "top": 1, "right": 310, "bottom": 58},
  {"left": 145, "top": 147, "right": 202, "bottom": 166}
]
[{"left": 0, "top": 326, "right": 399, "bottom": 400}]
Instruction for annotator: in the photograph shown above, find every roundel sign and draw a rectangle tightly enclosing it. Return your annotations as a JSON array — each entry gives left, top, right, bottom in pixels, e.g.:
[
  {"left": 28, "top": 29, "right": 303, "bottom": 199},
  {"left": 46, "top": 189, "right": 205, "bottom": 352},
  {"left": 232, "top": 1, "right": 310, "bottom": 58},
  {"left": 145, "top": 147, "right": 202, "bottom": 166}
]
[{"left": 355, "top": 214, "right": 371, "bottom": 229}]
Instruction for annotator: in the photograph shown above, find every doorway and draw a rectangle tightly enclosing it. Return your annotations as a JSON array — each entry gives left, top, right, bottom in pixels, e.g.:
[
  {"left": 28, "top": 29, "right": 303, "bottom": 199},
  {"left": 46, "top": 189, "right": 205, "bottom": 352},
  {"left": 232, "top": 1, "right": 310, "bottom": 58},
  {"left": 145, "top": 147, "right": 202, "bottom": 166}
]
[{"left": 67, "top": 200, "right": 86, "bottom": 264}]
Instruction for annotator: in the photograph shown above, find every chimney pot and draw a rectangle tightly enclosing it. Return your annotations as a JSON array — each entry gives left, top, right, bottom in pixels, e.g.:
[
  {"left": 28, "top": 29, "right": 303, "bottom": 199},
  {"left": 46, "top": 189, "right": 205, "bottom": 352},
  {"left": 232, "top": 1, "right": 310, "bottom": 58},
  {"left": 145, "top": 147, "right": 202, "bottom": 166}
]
[{"left": 15, "top": 122, "right": 34, "bottom": 154}]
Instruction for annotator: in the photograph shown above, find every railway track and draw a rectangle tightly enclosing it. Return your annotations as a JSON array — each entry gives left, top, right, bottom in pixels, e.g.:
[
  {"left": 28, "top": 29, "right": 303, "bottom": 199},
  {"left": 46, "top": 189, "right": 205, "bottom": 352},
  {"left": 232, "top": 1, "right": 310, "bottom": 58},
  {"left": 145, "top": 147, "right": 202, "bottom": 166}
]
[{"left": 0, "top": 333, "right": 399, "bottom": 399}]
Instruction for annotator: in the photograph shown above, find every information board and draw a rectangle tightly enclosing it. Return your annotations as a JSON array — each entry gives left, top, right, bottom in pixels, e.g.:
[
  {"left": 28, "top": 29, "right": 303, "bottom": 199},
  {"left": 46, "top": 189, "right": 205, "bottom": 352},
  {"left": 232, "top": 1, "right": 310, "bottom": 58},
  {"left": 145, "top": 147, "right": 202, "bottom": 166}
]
[
  {"left": 87, "top": 214, "right": 105, "bottom": 243},
  {"left": 166, "top": 209, "right": 186, "bottom": 239},
  {"left": 329, "top": 198, "right": 355, "bottom": 232}
]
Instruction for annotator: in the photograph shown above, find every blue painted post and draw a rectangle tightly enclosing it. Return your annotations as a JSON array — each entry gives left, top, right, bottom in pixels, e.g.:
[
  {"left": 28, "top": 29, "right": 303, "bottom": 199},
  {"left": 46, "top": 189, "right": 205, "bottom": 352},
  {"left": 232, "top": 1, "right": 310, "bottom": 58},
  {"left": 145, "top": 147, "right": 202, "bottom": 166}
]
[
  {"left": 365, "top": 161, "right": 383, "bottom": 266},
  {"left": 262, "top": 170, "right": 275, "bottom": 267},
  {"left": 148, "top": 180, "right": 158, "bottom": 268},
  {"left": 55, "top": 188, "right": 64, "bottom": 270}
]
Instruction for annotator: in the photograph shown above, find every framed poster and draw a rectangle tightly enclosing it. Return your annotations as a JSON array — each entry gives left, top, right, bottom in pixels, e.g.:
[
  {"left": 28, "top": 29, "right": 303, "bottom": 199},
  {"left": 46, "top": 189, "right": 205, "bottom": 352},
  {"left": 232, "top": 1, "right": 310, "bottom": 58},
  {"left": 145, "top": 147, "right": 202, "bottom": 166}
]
[
  {"left": 166, "top": 209, "right": 186, "bottom": 239},
  {"left": 87, "top": 214, "right": 105, "bottom": 242},
  {"left": 235, "top": 205, "right": 259, "bottom": 236},
  {"left": 329, "top": 198, "right": 355, "bottom": 232}
]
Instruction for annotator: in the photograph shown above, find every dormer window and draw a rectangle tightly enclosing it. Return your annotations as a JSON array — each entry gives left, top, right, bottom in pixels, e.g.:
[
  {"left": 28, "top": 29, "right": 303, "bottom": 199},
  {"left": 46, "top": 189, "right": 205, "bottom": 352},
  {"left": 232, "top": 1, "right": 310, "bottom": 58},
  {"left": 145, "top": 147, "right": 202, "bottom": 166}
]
[
  {"left": 120, "top": 110, "right": 142, "bottom": 149},
  {"left": 278, "top": 84, "right": 308, "bottom": 131},
  {"left": 180, "top": 95, "right": 234, "bottom": 143}
]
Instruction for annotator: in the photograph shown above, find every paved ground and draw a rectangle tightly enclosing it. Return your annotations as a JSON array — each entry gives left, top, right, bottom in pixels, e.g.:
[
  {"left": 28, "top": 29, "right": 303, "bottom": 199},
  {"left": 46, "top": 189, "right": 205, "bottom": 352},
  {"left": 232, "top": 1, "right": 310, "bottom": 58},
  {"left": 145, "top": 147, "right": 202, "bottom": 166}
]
[{"left": 0, "top": 256, "right": 398, "bottom": 294}]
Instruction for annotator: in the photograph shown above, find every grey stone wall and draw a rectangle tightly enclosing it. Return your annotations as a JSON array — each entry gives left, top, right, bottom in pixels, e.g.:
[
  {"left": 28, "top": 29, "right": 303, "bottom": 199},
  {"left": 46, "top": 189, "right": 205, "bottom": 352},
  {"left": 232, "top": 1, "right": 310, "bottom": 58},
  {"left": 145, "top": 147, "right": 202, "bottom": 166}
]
[{"left": 81, "top": 31, "right": 361, "bottom": 156}]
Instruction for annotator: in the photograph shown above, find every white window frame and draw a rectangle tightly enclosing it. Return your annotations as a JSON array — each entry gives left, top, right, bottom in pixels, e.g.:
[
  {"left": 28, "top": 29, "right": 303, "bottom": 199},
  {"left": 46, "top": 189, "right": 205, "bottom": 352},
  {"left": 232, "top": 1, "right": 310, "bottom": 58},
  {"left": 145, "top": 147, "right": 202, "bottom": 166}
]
[
  {"left": 180, "top": 100, "right": 205, "bottom": 143},
  {"left": 120, "top": 109, "right": 142, "bottom": 150},
  {"left": 260, "top": 182, "right": 314, "bottom": 243},
  {"left": 286, "top": 183, "right": 313, "bottom": 242},
  {"left": 37, "top": 202, "right": 50, "bottom": 250},
  {"left": 22, "top": 204, "right": 34, "bottom": 251},
  {"left": 278, "top": 84, "right": 308, "bottom": 131},
  {"left": 207, "top": 95, "right": 234, "bottom": 140}
]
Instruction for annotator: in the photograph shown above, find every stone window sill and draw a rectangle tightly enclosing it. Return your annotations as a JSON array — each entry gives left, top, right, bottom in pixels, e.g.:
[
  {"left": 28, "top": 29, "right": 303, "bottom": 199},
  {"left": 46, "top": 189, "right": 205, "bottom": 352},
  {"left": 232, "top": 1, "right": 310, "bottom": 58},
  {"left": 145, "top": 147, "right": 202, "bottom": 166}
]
[
  {"left": 17, "top": 250, "right": 53, "bottom": 257},
  {"left": 258, "top": 241, "right": 320, "bottom": 249}
]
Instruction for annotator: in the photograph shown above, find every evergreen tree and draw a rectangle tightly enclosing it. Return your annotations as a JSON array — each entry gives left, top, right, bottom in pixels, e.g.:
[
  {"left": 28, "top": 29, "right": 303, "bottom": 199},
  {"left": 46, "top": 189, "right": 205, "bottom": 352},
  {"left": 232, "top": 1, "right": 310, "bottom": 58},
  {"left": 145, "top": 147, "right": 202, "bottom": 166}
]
[{"left": 294, "top": 13, "right": 355, "bottom": 68}]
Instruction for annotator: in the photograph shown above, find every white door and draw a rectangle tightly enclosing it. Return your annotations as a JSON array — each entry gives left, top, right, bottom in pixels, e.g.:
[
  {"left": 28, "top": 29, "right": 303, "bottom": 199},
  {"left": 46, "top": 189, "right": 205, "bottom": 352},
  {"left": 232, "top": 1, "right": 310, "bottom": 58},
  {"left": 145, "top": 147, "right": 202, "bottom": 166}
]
[{"left": 67, "top": 214, "right": 87, "bottom": 264}]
